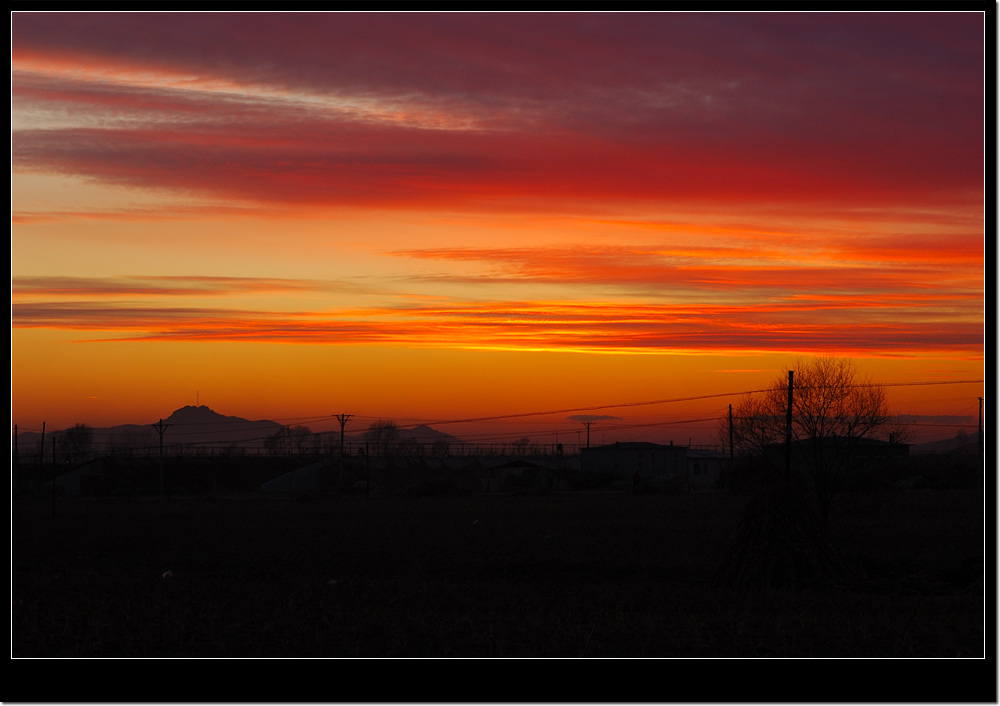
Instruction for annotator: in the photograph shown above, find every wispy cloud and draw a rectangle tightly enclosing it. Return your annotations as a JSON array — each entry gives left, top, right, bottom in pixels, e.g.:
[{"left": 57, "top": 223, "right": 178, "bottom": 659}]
[
  {"left": 11, "top": 274, "right": 354, "bottom": 298},
  {"left": 9, "top": 12, "right": 985, "bottom": 435},
  {"left": 392, "top": 244, "right": 983, "bottom": 318},
  {"left": 11, "top": 298, "right": 984, "bottom": 356}
]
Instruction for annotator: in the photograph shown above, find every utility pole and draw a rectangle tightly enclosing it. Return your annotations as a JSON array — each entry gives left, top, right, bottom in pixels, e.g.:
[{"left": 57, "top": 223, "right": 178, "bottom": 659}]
[
  {"left": 979, "top": 396, "right": 984, "bottom": 453},
  {"left": 582, "top": 421, "right": 592, "bottom": 449},
  {"left": 12, "top": 425, "right": 17, "bottom": 496},
  {"left": 784, "top": 370, "right": 794, "bottom": 486},
  {"left": 39, "top": 422, "right": 45, "bottom": 466},
  {"left": 334, "top": 413, "right": 352, "bottom": 490},
  {"left": 51, "top": 435, "right": 57, "bottom": 518},
  {"left": 151, "top": 419, "right": 171, "bottom": 503},
  {"left": 728, "top": 403, "right": 734, "bottom": 490},
  {"left": 335, "top": 414, "right": 352, "bottom": 457}
]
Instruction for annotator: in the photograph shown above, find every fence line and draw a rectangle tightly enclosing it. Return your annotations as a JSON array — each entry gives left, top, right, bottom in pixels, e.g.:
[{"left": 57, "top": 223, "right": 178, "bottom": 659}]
[{"left": 12, "top": 435, "right": 729, "bottom": 465}]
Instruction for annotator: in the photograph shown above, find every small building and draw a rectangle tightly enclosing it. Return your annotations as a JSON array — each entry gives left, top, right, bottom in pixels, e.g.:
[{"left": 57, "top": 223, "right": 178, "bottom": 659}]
[
  {"left": 685, "top": 448, "right": 729, "bottom": 491},
  {"left": 767, "top": 436, "right": 909, "bottom": 465},
  {"left": 581, "top": 442, "right": 687, "bottom": 485},
  {"left": 764, "top": 436, "right": 910, "bottom": 486},
  {"left": 479, "top": 457, "right": 575, "bottom": 492}
]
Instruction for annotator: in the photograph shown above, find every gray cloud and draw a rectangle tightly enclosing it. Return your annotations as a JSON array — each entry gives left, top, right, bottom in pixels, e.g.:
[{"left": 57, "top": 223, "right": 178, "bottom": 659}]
[{"left": 567, "top": 415, "right": 623, "bottom": 423}]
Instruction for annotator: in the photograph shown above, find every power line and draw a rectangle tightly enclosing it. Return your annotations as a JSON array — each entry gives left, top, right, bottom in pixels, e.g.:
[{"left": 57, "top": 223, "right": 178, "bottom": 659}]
[
  {"left": 404, "top": 379, "right": 984, "bottom": 428},
  {"left": 417, "top": 390, "right": 770, "bottom": 427},
  {"left": 12, "top": 379, "right": 983, "bottom": 445}
]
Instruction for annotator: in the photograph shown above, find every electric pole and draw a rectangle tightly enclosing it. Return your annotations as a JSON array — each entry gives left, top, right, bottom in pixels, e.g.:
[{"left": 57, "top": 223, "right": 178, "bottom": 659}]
[
  {"left": 728, "top": 403, "right": 734, "bottom": 490},
  {"left": 12, "top": 425, "right": 17, "bottom": 495},
  {"left": 151, "top": 419, "right": 171, "bottom": 503},
  {"left": 334, "top": 413, "right": 352, "bottom": 490},
  {"left": 979, "top": 396, "right": 984, "bottom": 453},
  {"left": 784, "top": 370, "right": 794, "bottom": 486},
  {"left": 335, "top": 414, "right": 352, "bottom": 457},
  {"left": 51, "top": 435, "right": 57, "bottom": 518},
  {"left": 582, "top": 421, "right": 592, "bottom": 449}
]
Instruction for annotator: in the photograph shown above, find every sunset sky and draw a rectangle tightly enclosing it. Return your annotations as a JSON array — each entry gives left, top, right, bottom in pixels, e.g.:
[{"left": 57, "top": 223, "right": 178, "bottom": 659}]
[{"left": 11, "top": 12, "right": 986, "bottom": 446}]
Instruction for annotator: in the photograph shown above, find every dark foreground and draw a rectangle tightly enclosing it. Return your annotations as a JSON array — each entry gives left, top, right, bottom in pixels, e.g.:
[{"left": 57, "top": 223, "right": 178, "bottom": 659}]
[{"left": 12, "top": 489, "right": 985, "bottom": 658}]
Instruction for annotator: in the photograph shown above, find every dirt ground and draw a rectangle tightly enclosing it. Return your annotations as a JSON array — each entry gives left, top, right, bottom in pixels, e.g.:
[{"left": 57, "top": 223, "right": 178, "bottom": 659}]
[{"left": 12, "top": 488, "right": 985, "bottom": 659}]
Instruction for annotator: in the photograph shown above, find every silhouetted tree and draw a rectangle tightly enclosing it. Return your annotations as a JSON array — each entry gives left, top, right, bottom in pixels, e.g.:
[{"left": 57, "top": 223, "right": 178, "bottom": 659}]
[
  {"left": 365, "top": 420, "right": 399, "bottom": 456},
  {"left": 288, "top": 425, "right": 312, "bottom": 454},
  {"left": 716, "top": 357, "right": 897, "bottom": 591},
  {"left": 61, "top": 424, "right": 93, "bottom": 465},
  {"left": 264, "top": 428, "right": 286, "bottom": 455},
  {"left": 729, "top": 356, "right": 896, "bottom": 528},
  {"left": 262, "top": 425, "right": 312, "bottom": 455}
]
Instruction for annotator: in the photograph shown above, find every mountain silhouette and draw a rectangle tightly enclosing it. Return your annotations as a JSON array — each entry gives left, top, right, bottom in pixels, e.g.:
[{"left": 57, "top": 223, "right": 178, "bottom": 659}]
[
  {"left": 13, "top": 407, "right": 469, "bottom": 456},
  {"left": 162, "top": 405, "right": 267, "bottom": 427},
  {"left": 158, "top": 405, "right": 284, "bottom": 446},
  {"left": 398, "top": 425, "right": 464, "bottom": 444}
]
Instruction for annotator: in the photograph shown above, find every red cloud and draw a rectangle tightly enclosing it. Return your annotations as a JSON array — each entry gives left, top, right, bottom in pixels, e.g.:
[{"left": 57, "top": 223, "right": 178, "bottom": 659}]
[
  {"left": 12, "top": 13, "right": 984, "bottom": 214},
  {"left": 11, "top": 298, "right": 984, "bottom": 357}
]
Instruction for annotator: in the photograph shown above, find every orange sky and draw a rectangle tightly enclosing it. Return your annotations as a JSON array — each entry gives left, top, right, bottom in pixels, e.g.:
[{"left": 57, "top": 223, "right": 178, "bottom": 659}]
[{"left": 11, "top": 12, "right": 986, "bottom": 445}]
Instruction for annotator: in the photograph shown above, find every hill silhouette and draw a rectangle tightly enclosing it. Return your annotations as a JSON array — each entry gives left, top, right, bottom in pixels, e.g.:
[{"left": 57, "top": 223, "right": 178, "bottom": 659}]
[
  {"left": 13, "top": 407, "right": 469, "bottom": 457},
  {"left": 157, "top": 405, "right": 284, "bottom": 447},
  {"left": 397, "top": 424, "right": 464, "bottom": 444},
  {"left": 162, "top": 404, "right": 278, "bottom": 427},
  {"left": 163, "top": 404, "right": 237, "bottom": 425},
  {"left": 13, "top": 406, "right": 285, "bottom": 456}
]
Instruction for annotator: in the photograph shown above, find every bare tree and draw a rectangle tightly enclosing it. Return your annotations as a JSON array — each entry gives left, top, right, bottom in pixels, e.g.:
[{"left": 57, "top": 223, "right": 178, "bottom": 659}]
[
  {"left": 61, "top": 423, "right": 93, "bottom": 465},
  {"left": 729, "top": 356, "right": 896, "bottom": 528},
  {"left": 365, "top": 420, "right": 399, "bottom": 456},
  {"left": 288, "top": 425, "right": 312, "bottom": 454},
  {"left": 261, "top": 425, "right": 314, "bottom": 455},
  {"left": 264, "top": 426, "right": 293, "bottom": 455},
  {"left": 715, "top": 358, "right": 899, "bottom": 591}
]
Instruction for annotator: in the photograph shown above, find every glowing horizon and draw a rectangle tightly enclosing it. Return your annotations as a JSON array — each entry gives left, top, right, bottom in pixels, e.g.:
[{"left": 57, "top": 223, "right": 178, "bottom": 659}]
[{"left": 11, "top": 12, "right": 985, "bottom": 442}]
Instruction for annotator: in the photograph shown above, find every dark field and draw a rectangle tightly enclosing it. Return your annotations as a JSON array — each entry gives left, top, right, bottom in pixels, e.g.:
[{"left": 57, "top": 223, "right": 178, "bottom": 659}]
[{"left": 12, "top": 488, "right": 985, "bottom": 658}]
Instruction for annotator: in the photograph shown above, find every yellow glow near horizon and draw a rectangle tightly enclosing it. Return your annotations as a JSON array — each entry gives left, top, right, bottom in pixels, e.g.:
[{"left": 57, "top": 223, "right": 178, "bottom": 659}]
[{"left": 11, "top": 13, "right": 985, "bottom": 444}]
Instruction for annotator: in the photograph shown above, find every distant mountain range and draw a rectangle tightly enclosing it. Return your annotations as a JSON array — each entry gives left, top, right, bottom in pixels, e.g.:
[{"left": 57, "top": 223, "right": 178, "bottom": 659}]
[
  {"left": 14, "top": 406, "right": 975, "bottom": 458},
  {"left": 394, "top": 424, "right": 464, "bottom": 443},
  {"left": 911, "top": 433, "right": 982, "bottom": 455},
  {"left": 12, "top": 406, "right": 465, "bottom": 457}
]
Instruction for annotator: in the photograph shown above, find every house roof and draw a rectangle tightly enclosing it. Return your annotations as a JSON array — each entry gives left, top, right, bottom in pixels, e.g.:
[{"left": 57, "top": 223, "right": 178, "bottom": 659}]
[
  {"left": 686, "top": 448, "right": 729, "bottom": 459},
  {"left": 765, "top": 436, "right": 909, "bottom": 450},
  {"left": 583, "top": 442, "right": 680, "bottom": 451}
]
